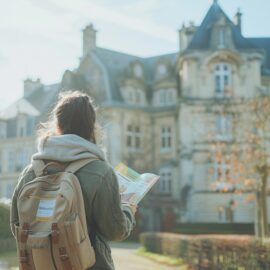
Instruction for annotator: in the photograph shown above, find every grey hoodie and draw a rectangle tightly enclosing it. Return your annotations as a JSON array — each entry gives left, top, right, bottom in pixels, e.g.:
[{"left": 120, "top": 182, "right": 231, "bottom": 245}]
[{"left": 32, "top": 134, "right": 106, "bottom": 162}]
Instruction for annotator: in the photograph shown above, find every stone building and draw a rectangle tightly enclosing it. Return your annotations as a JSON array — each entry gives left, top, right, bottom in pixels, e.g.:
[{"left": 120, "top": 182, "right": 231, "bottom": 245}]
[{"left": 0, "top": 0, "right": 270, "bottom": 230}]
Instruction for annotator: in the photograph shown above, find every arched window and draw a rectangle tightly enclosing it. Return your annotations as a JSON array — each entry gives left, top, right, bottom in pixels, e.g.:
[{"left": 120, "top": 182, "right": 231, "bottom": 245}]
[{"left": 214, "top": 63, "right": 232, "bottom": 97}]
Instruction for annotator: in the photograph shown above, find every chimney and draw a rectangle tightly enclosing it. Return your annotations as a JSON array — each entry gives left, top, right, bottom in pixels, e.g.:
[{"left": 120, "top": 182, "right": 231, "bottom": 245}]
[
  {"left": 234, "top": 8, "right": 242, "bottom": 33},
  {"left": 83, "top": 23, "right": 97, "bottom": 57},
  {"left": 179, "top": 22, "right": 197, "bottom": 53},
  {"left": 24, "top": 78, "right": 42, "bottom": 97}
]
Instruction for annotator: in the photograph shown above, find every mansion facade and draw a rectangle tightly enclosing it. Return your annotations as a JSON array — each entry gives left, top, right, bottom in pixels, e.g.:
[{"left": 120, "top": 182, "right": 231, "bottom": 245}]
[{"left": 1, "top": 1, "right": 270, "bottom": 231}]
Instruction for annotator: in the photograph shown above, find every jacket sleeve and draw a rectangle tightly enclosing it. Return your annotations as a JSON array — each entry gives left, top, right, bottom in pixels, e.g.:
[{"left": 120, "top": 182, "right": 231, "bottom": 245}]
[{"left": 92, "top": 167, "right": 136, "bottom": 241}]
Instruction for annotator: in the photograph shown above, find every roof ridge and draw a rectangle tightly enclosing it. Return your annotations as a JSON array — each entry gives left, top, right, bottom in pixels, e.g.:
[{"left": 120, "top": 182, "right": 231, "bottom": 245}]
[
  {"left": 96, "top": 46, "right": 141, "bottom": 59},
  {"left": 143, "top": 52, "right": 178, "bottom": 60},
  {"left": 96, "top": 46, "right": 178, "bottom": 60}
]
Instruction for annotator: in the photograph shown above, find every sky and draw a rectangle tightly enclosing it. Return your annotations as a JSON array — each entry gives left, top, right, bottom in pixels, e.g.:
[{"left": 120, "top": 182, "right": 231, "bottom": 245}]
[{"left": 0, "top": 0, "right": 270, "bottom": 110}]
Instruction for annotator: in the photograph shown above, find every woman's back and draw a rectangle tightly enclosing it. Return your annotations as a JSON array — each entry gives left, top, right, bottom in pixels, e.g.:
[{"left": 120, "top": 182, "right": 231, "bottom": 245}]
[{"left": 10, "top": 91, "right": 136, "bottom": 270}]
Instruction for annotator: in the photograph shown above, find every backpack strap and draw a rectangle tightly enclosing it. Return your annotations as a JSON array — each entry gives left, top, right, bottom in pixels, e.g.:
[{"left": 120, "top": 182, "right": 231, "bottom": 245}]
[
  {"left": 31, "top": 160, "right": 46, "bottom": 177},
  {"left": 64, "top": 157, "right": 98, "bottom": 174},
  {"left": 32, "top": 157, "right": 98, "bottom": 177}
]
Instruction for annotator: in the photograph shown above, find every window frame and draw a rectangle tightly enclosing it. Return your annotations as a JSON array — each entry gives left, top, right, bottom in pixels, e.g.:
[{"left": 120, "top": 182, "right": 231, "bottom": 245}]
[
  {"left": 126, "top": 124, "right": 142, "bottom": 152},
  {"left": 215, "top": 114, "right": 233, "bottom": 141},
  {"left": 158, "top": 167, "right": 173, "bottom": 194},
  {"left": 160, "top": 126, "right": 172, "bottom": 153},
  {"left": 214, "top": 63, "right": 232, "bottom": 98}
]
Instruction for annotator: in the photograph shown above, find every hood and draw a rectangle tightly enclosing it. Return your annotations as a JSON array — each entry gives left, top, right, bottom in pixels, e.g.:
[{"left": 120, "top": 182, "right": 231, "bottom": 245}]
[{"left": 32, "top": 134, "right": 106, "bottom": 162}]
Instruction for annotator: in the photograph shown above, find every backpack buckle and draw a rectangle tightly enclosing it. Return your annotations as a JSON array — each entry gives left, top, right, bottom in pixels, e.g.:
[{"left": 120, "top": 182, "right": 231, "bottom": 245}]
[
  {"left": 51, "top": 223, "right": 60, "bottom": 244},
  {"left": 59, "top": 247, "right": 73, "bottom": 270},
  {"left": 20, "top": 250, "right": 28, "bottom": 263},
  {"left": 59, "top": 247, "right": 69, "bottom": 261}
]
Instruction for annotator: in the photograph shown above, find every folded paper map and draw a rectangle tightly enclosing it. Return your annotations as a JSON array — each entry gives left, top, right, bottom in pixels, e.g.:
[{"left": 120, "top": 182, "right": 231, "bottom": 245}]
[{"left": 115, "top": 163, "right": 160, "bottom": 204}]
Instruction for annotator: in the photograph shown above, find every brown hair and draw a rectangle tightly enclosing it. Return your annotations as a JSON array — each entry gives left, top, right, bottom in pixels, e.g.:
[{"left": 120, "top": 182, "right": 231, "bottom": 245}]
[{"left": 38, "top": 90, "right": 98, "bottom": 143}]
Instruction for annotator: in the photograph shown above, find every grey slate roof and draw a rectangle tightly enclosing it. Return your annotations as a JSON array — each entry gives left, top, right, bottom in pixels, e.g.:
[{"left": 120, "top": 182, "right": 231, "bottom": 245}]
[
  {"left": 93, "top": 47, "right": 178, "bottom": 102},
  {"left": 248, "top": 38, "right": 270, "bottom": 74},
  {"left": 25, "top": 83, "right": 60, "bottom": 121},
  {"left": 187, "top": 2, "right": 255, "bottom": 50},
  {"left": 94, "top": 47, "right": 140, "bottom": 101},
  {"left": 186, "top": 2, "right": 270, "bottom": 75}
]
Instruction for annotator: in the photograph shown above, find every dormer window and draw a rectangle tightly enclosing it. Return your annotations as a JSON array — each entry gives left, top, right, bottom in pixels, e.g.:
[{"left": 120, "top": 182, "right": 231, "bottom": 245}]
[
  {"left": 122, "top": 86, "right": 145, "bottom": 105},
  {"left": 214, "top": 63, "right": 232, "bottom": 97},
  {"left": 218, "top": 28, "right": 225, "bottom": 49},
  {"left": 154, "top": 88, "right": 177, "bottom": 106},
  {"left": 17, "top": 114, "right": 27, "bottom": 137},
  {"left": 134, "top": 64, "right": 143, "bottom": 78}
]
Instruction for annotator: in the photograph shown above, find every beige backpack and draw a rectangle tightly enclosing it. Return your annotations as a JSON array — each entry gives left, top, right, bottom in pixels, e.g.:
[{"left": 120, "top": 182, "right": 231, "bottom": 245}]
[{"left": 15, "top": 158, "right": 96, "bottom": 270}]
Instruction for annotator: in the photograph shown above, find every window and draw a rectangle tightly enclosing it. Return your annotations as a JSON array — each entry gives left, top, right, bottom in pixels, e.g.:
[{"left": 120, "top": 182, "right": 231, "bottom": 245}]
[
  {"left": 134, "top": 64, "right": 143, "bottom": 77},
  {"left": 124, "top": 87, "right": 144, "bottom": 105},
  {"left": 218, "top": 200, "right": 235, "bottom": 223},
  {"left": 127, "top": 88, "right": 134, "bottom": 103},
  {"left": 214, "top": 63, "right": 232, "bottom": 97},
  {"left": 218, "top": 28, "right": 225, "bottom": 48},
  {"left": 155, "top": 89, "right": 177, "bottom": 106},
  {"left": 212, "top": 156, "right": 234, "bottom": 192},
  {"left": 17, "top": 114, "right": 27, "bottom": 137},
  {"left": 161, "top": 126, "right": 172, "bottom": 152},
  {"left": 216, "top": 114, "right": 232, "bottom": 141},
  {"left": 0, "top": 121, "right": 7, "bottom": 138},
  {"left": 8, "top": 150, "right": 15, "bottom": 172},
  {"left": 15, "top": 148, "right": 30, "bottom": 172},
  {"left": 27, "top": 117, "right": 35, "bottom": 136},
  {"left": 157, "top": 64, "right": 166, "bottom": 76},
  {"left": 158, "top": 168, "right": 173, "bottom": 194},
  {"left": 159, "top": 90, "right": 166, "bottom": 105},
  {"left": 126, "top": 125, "right": 142, "bottom": 151}
]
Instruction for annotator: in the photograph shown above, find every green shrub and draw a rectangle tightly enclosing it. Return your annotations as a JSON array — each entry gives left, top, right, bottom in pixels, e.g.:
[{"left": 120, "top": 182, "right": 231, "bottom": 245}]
[
  {"left": 140, "top": 233, "right": 191, "bottom": 258},
  {"left": 0, "top": 203, "right": 16, "bottom": 253},
  {"left": 175, "top": 223, "right": 254, "bottom": 235},
  {"left": 140, "top": 233, "right": 270, "bottom": 269},
  {"left": 0, "top": 203, "right": 13, "bottom": 239}
]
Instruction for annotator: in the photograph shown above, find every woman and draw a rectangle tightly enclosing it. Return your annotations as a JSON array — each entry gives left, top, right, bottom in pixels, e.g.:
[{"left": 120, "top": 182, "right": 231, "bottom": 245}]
[{"left": 10, "top": 90, "right": 136, "bottom": 270}]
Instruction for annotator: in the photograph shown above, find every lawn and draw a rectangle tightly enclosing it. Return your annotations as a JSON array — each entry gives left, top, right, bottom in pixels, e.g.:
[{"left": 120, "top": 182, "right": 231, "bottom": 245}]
[{"left": 0, "top": 251, "right": 18, "bottom": 269}]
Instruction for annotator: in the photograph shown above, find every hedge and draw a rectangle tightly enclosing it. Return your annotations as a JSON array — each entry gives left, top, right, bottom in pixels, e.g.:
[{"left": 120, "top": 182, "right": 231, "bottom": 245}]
[
  {"left": 176, "top": 223, "right": 254, "bottom": 235},
  {"left": 140, "top": 232, "right": 270, "bottom": 269},
  {"left": 0, "top": 203, "right": 13, "bottom": 239},
  {"left": 0, "top": 203, "right": 17, "bottom": 253}
]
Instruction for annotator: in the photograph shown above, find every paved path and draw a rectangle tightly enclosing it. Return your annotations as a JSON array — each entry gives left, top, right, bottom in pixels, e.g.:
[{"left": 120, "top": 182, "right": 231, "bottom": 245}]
[
  {"left": 2, "top": 243, "right": 182, "bottom": 270},
  {"left": 111, "top": 243, "right": 181, "bottom": 270}
]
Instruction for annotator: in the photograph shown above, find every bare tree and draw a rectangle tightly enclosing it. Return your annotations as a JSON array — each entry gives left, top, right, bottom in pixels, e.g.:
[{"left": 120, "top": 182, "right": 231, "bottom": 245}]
[{"left": 207, "top": 93, "right": 270, "bottom": 239}]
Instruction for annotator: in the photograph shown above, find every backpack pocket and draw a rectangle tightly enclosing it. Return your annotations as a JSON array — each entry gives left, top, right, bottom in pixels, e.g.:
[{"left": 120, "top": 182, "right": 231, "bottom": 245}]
[
  {"left": 28, "top": 235, "right": 56, "bottom": 270},
  {"left": 64, "top": 215, "right": 96, "bottom": 269}
]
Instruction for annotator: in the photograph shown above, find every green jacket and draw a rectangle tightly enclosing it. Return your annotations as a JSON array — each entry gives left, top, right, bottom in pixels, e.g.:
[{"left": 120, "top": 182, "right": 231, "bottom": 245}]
[{"left": 10, "top": 160, "right": 135, "bottom": 270}]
